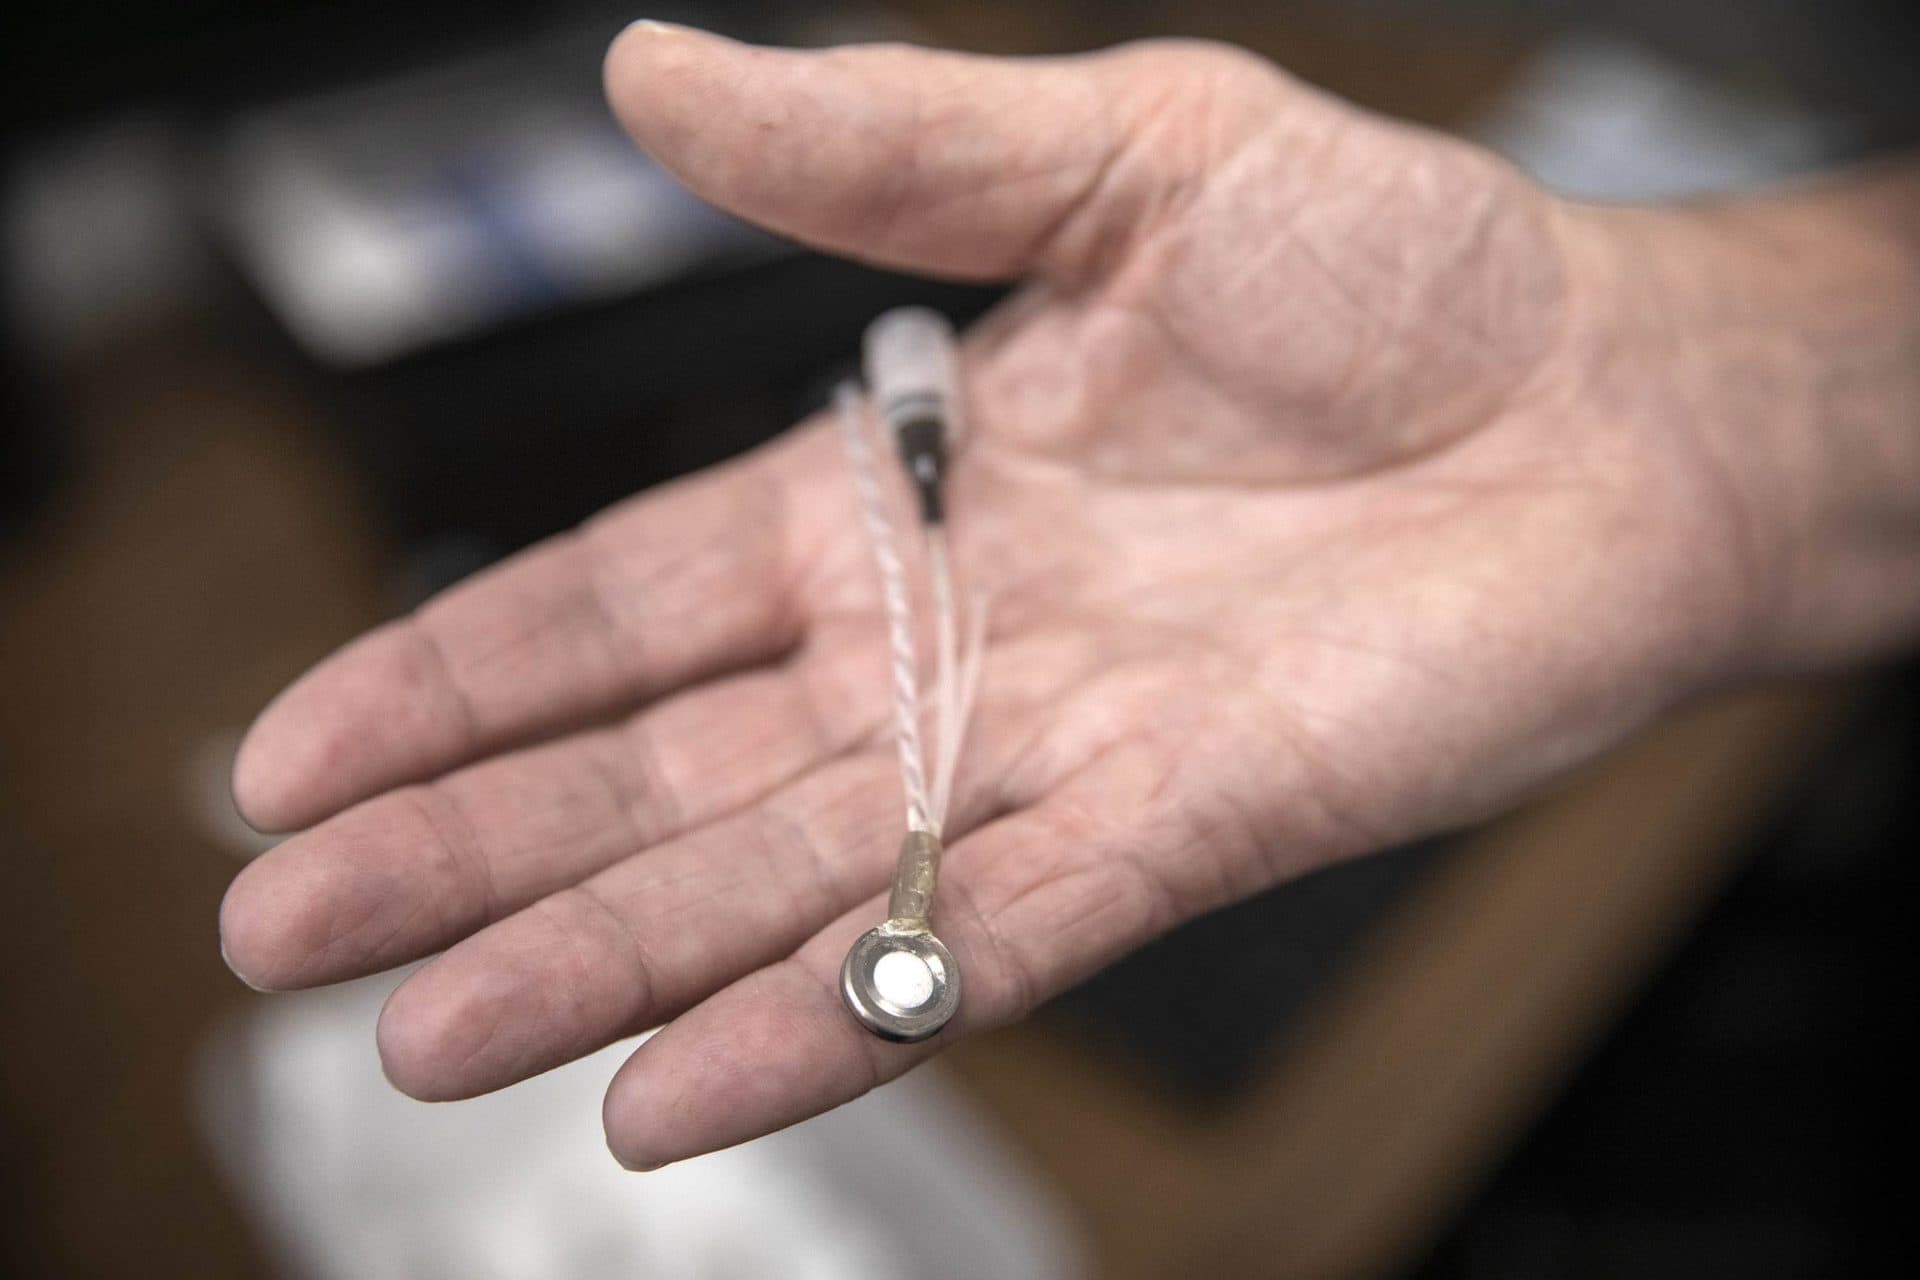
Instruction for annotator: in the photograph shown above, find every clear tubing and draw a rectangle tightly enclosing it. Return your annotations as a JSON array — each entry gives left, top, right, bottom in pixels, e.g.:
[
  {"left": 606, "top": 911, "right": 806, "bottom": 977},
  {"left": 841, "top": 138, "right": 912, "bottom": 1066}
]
[{"left": 836, "top": 383, "right": 933, "bottom": 834}]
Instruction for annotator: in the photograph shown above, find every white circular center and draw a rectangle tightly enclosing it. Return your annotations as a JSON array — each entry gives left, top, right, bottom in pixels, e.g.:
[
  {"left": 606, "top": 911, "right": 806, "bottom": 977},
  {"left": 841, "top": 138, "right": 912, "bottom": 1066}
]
[{"left": 873, "top": 949, "right": 936, "bottom": 1009}]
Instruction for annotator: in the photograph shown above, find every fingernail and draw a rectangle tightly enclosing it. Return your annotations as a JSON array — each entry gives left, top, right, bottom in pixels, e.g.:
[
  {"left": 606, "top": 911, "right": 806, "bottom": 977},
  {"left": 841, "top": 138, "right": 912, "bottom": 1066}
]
[
  {"left": 622, "top": 18, "right": 695, "bottom": 39},
  {"left": 219, "top": 930, "right": 274, "bottom": 993},
  {"left": 613, "top": 1149, "right": 667, "bottom": 1173}
]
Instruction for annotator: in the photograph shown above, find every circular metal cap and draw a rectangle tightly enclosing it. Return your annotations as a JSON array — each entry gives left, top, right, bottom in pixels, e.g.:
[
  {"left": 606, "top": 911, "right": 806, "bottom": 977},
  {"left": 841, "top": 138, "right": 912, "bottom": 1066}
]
[{"left": 841, "top": 925, "right": 961, "bottom": 1042}]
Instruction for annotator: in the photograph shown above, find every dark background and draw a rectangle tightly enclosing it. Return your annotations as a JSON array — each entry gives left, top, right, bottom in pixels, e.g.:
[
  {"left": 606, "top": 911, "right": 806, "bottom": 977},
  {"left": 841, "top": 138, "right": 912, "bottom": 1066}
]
[{"left": 3, "top": 2, "right": 1913, "bottom": 1277}]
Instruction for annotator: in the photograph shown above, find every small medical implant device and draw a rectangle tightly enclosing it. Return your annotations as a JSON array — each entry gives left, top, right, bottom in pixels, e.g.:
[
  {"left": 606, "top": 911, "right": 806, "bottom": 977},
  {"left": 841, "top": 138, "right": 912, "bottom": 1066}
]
[{"left": 838, "top": 308, "right": 985, "bottom": 1043}]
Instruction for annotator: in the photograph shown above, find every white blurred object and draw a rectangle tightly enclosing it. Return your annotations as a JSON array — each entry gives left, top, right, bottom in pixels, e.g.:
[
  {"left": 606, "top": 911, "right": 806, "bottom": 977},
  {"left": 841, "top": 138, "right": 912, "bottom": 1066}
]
[
  {"left": 863, "top": 306, "right": 966, "bottom": 451},
  {"left": 198, "top": 975, "right": 1084, "bottom": 1280},
  {"left": 208, "top": 24, "right": 784, "bottom": 368},
  {"left": 1474, "top": 35, "right": 1839, "bottom": 200}
]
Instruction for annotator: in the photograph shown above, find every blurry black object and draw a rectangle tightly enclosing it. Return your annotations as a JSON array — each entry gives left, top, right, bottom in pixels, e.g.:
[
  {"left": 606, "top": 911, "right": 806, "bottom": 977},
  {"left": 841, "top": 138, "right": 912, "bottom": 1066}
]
[
  {"left": 1414, "top": 667, "right": 1917, "bottom": 1279},
  {"left": 0, "top": 359, "right": 67, "bottom": 543},
  {"left": 1052, "top": 665, "right": 1914, "bottom": 1275},
  {"left": 11, "top": 3, "right": 769, "bottom": 130},
  {"left": 176, "top": 2, "right": 1005, "bottom": 559},
  {"left": 1052, "top": 840, "right": 1448, "bottom": 1102},
  {"left": 322, "top": 257, "right": 1001, "bottom": 556}
]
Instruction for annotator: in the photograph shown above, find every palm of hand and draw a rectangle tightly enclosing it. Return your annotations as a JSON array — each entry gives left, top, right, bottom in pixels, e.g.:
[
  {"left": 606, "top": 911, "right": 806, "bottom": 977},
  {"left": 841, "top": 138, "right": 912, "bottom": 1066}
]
[{"left": 221, "top": 30, "right": 1732, "bottom": 1168}]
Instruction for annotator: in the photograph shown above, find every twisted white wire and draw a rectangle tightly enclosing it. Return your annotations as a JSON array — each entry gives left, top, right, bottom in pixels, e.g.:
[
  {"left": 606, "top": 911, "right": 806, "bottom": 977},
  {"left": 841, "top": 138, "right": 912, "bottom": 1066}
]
[
  {"left": 928, "top": 527, "right": 959, "bottom": 829},
  {"left": 836, "top": 383, "right": 933, "bottom": 834}
]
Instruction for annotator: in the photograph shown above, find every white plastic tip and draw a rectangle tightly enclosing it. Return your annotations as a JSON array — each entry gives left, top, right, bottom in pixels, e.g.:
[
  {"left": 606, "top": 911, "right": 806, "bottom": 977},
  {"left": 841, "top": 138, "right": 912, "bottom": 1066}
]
[{"left": 863, "top": 307, "right": 962, "bottom": 444}]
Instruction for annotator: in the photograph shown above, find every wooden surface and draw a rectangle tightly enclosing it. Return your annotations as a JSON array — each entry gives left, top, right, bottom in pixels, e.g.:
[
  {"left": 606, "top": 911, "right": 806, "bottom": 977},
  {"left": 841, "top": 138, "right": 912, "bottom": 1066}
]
[
  {"left": 0, "top": 337, "right": 392, "bottom": 1277},
  {"left": 948, "top": 685, "right": 1844, "bottom": 1279}
]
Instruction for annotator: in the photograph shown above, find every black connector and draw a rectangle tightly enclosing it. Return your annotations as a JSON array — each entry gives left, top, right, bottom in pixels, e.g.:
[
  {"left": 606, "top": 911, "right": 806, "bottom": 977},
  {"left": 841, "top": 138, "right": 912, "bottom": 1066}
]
[{"left": 894, "top": 414, "right": 947, "bottom": 525}]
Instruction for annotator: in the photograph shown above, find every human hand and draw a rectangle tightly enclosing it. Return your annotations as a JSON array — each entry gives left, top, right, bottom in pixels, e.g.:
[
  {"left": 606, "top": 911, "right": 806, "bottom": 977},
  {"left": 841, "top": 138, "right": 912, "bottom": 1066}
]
[{"left": 218, "top": 24, "right": 1851, "bottom": 1169}]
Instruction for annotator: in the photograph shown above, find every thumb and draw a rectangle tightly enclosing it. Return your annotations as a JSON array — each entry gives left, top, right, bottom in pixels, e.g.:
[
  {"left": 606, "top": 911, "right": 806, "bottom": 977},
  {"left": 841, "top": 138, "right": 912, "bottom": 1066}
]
[{"left": 602, "top": 22, "right": 1220, "bottom": 283}]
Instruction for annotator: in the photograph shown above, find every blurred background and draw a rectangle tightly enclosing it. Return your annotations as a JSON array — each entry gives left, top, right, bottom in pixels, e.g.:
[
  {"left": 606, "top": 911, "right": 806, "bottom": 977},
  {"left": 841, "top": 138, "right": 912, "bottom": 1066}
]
[{"left": 3, "top": 1, "right": 1915, "bottom": 1277}]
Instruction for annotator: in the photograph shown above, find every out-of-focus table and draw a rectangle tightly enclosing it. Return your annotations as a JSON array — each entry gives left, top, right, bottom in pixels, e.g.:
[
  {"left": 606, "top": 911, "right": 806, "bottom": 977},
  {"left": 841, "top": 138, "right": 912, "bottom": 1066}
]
[
  {"left": 0, "top": 337, "right": 390, "bottom": 1276},
  {"left": 948, "top": 684, "right": 1842, "bottom": 1279}
]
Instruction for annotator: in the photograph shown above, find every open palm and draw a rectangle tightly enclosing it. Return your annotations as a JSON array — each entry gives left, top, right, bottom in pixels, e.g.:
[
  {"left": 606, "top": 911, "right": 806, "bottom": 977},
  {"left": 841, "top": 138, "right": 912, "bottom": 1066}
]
[{"left": 221, "top": 26, "right": 1745, "bottom": 1169}]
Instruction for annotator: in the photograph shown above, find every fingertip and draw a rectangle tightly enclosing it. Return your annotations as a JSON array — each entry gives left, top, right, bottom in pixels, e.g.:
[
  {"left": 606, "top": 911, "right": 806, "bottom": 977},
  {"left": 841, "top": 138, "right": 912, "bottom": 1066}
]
[
  {"left": 218, "top": 920, "right": 275, "bottom": 993},
  {"left": 601, "top": 1028, "right": 671, "bottom": 1170},
  {"left": 233, "top": 622, "right": 470, "bottom": 832},
  {"left": 217, "top": 857, "right": 299, "bottom": 992},
  {"left": 603, "top": 16, "right": 668, "bottom": 101},
  {"left": 606, "top": 16, "right": 717, "bottom": 60},
  {"left": 601, "top": 1082, "right": 666, "bottom": 1172},
  {"left": 376, "top": 969, "right": 475, "bottom": 1103},
  {"left": 601, "top": 21, "right": 946, "bottom": 270},
  {"left": 601, "top": 1029, "right": 715, "bottom": 1172},
  {"left": 231, "top": 662, "right": 363, "bottom": 834},
  {"left": 602, "top": 18, "right": 747, "bottom": 154},
  {"left": 600, "top": 962, "right": 886, "bottom": 1170},
  {"left": 229, "top": 700, "right": 305, "bottom": 834},
  {"left": 602, "top": 1013, "right": 718, "bottom": 1174},
  {"left": 379, "top": 949, "right": 559, "bottom": 1103}
]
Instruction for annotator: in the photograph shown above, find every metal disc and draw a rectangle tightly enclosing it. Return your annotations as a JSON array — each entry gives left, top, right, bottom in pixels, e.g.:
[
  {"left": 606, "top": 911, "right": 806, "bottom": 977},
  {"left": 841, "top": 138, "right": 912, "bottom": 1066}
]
[{"left": 840, "top": 925, "right": 962, "bottom": 1042}]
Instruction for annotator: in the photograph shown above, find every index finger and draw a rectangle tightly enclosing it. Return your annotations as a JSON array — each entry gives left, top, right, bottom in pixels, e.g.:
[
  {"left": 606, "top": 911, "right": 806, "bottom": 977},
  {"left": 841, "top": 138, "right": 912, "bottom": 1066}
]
[{"left": 233, "top": 424, "right": 845, "bottom": 832}]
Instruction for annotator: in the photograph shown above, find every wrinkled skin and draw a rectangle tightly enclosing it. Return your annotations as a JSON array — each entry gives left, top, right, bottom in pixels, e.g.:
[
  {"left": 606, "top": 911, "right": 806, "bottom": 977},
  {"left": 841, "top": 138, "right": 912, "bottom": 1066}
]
[{"left": 220, "top": 27, "right": 1761, "bottom": 1169}]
